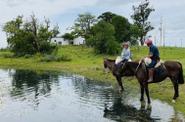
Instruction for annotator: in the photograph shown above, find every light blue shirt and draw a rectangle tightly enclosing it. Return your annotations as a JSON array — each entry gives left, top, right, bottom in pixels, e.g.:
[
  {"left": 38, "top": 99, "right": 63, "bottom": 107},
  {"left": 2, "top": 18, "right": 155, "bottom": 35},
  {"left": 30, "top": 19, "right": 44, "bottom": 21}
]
[{"left": 121, "top": 48, "right": 131, "bottom": 60}]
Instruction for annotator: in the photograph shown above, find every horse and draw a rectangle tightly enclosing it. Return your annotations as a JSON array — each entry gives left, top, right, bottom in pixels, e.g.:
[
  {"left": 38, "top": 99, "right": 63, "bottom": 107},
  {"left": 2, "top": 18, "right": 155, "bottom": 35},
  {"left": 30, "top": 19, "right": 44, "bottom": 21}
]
[
  {"left": 103, "top": 58, "right": 115, "bottom": 73},
  {"left": 103, "top": 58, "right": 125, "bottom": 91},
  {"left": 104, "top": 58, "right": 184, "bottom": 104},
  {"left": 103, "top": 58, "right": 138, "bottom": 91},
  {"left": 121, "top": 60, "right": 184, "bottom": 104}
]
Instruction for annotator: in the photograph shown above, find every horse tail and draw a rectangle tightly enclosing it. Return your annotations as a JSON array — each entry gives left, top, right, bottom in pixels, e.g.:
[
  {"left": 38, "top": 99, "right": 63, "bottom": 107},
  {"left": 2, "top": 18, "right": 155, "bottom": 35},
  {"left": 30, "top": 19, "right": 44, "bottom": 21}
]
[{"left": 178, "top": 62, "right": 184, "bottom": 84}]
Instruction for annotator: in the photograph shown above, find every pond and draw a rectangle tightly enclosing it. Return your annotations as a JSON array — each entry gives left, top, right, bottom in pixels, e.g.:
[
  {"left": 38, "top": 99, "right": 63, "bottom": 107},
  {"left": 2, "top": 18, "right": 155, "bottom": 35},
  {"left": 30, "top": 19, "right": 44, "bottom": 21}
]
[{"left": 0, "top": 69, "right": 184, "bottom": 122}]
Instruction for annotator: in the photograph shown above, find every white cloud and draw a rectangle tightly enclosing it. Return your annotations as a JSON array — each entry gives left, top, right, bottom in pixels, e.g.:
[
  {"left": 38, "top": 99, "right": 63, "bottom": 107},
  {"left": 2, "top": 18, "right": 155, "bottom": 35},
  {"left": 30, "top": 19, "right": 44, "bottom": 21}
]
[
  {"left": 0, "top": 0, "right": 98, "bottom": 21},
  {"left": 1, "top": 0, "right": 185, "bottom": 48},
  {"left": 0, "top": 0, "right": 98, "bottom": 48}
]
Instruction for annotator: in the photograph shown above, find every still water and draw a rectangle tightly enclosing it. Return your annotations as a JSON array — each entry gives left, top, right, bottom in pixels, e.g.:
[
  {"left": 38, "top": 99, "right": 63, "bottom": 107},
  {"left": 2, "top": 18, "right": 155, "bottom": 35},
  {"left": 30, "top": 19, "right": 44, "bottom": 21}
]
[{"left": 0, "top": 69, "right": 184, "bottom": 122}]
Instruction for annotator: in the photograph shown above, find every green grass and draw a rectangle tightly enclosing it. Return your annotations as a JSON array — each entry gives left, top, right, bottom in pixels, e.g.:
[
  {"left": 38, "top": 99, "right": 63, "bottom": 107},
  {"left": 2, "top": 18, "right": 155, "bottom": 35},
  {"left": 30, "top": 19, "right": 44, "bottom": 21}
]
[{"left": 0, "top": 45, "right": 185, "bottom": 114}]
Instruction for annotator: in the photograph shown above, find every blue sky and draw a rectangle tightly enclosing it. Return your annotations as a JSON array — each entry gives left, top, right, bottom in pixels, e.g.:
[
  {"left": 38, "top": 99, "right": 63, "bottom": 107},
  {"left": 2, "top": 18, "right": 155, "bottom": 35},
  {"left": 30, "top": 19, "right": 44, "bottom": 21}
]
[{"left": 0, "top": 0, "right": 185, "bottom": 48}]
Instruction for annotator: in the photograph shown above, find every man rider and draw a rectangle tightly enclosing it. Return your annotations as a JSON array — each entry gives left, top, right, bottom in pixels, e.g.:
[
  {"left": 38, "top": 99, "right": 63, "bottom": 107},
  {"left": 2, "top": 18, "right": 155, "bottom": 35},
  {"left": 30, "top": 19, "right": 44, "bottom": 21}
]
[{"left": 145, "top": 39, "right": 160, "bottom": 82}]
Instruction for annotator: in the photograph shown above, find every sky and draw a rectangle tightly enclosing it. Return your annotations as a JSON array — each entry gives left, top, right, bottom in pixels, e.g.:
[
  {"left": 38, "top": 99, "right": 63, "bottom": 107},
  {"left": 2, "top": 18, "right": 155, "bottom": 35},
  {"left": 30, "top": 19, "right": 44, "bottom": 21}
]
[{"left": 0, "top": 0, "right": 185, "bottom": 48}]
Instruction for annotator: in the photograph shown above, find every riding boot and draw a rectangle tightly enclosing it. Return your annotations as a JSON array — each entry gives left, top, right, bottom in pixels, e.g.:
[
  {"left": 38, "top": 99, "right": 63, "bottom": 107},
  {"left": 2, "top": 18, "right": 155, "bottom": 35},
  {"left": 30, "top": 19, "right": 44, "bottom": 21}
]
[{"left": 147, "top": 69, "right": 154, "bottom": 82}]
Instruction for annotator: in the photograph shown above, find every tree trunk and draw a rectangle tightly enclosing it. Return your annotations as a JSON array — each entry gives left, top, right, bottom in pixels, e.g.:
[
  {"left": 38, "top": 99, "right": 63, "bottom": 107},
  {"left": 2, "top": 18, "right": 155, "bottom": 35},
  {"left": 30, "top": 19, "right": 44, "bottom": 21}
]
[
  {"left": 140, "top": 36, "right": 144, "bottom": 46},
  {"left": 31, "top": 14, "right": 40, "bottom": 52}
]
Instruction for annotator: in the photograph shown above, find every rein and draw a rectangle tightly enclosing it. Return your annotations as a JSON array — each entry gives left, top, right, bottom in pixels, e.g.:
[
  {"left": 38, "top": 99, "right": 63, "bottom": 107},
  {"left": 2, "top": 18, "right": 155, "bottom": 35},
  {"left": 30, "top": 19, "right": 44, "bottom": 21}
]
[{"left": 135, "top": 59, "right": 143, "bottom": 74}]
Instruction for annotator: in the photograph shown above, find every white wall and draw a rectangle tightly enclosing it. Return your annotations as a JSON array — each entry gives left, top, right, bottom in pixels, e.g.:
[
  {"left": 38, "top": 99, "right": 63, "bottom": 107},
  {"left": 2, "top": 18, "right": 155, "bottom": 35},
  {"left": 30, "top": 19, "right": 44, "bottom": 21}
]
[
  {"left": 73, "top": 37, "right": 85, "bottom": 45},
  {"left": 51, "top": 38, "right": 69, "bottom": 45},
  {"left": 51, "top": 36, "right": 85, "bottom": 45}
]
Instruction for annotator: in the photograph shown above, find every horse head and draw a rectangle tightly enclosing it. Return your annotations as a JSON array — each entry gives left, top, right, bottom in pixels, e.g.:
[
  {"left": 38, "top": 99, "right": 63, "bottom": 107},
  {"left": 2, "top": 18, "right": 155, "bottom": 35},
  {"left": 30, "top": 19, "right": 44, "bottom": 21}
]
[{"left": 103, "top": 58, "right": 115, "bottom": 73}]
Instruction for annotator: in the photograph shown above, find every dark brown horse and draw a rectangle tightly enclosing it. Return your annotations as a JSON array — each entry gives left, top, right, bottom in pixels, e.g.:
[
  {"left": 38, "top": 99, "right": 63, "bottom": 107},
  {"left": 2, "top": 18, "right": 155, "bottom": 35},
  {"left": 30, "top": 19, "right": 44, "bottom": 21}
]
[
  {"left": 104, "top": 58, "right": 184, "bottom": 104},
  {"left": 104, "top": 58, "right": 125, "bottom": 91},
  {"left": 122, "top": 60, "right": 184, "bottom": 104},
  {"left": 103, "top": 58, "right": 115, "bottom": 73},
  {"left": 103, "top": 58, "right": 138, "bottom": 91}
]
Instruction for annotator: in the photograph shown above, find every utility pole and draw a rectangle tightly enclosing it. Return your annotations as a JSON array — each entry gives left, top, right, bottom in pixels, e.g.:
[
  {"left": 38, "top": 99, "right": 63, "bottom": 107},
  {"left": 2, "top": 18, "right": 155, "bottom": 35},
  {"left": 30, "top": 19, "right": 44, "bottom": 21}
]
[
  {"left": 159, "top": 17, "right": 165, "bottom": 47},
  {"left": 163, "top": 22, "right": 165, "bottom": 47},
  {"left": 153, "top": 30, "right": 157, "bottom": 45},
  {"left": 180, "top": 38, "right": 183, "bottom": 47}
]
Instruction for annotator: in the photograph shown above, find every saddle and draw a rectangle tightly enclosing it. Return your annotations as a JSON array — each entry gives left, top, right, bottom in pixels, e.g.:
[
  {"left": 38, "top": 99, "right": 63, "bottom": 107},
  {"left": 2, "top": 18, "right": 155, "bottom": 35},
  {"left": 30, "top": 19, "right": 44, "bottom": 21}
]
[
  {"left": 144, "top": 57, "right": 164, "bottom": 68},
  {"left": 144, "top": 58, "right": 167, "bottom": 77}
]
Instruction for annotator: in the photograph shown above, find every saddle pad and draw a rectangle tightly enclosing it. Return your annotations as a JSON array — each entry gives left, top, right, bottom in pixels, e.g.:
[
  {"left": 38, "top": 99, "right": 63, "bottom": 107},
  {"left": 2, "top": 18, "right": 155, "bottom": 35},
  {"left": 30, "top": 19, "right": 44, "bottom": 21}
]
[
  {"left": 144, "top": 57, "right": 152, "bottom": 66},
  {"left": 115, "top": 56, "right": 122, "bottom": 64},
  {"left": 155, "top": 60, "right": 164, "bottom": 68}
]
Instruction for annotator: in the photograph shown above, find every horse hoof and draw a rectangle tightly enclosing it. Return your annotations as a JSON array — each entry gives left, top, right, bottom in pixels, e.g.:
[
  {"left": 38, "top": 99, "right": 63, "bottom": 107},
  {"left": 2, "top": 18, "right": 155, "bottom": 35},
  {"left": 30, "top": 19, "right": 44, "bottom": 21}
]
[
  {"left": 172, "top": 100, "right": 176, "bottom": 103},
  {"left": 147, "top": 104, "right": 152, "bottom": 110},
  {"left": 141, "top": 101, "right": 146, "bottom": 108},
  {"left": 119, "top": 89, "right": 124, "bottom": 93}
]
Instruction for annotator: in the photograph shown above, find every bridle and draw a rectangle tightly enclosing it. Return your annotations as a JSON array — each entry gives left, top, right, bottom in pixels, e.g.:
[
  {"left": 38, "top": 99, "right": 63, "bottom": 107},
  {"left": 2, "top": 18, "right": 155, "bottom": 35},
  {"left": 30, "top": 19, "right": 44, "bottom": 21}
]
[{"left": 135, "top": 59, "right": 143, "bottom": 74}]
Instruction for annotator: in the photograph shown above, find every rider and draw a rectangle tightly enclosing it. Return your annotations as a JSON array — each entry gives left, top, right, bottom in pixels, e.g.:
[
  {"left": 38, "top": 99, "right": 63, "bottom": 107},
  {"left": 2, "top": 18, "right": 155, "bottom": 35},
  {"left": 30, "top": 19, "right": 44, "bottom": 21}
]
[
  {"left": 121, "top": 41, "right": 131, "bottom": 62},
  {"left": 145, "top": 39, "right": 160, "bottom": 82}
]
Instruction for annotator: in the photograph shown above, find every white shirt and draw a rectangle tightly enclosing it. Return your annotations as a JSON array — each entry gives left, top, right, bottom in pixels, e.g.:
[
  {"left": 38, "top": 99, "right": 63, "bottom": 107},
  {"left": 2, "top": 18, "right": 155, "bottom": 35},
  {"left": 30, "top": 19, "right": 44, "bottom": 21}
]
[{"left": 121, "top": 48, "right": 131, "bottom": 60}]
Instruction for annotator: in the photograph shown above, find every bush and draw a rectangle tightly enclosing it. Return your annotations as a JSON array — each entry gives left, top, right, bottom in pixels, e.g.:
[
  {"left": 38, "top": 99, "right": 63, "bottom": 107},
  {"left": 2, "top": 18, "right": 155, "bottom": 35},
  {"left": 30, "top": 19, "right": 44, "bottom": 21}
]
[
  {"left": 2, "top": 53, "right": 14, "bottom": 58},
  {"left": 24, "top": 54, "right": 32, "bottom": 58}
]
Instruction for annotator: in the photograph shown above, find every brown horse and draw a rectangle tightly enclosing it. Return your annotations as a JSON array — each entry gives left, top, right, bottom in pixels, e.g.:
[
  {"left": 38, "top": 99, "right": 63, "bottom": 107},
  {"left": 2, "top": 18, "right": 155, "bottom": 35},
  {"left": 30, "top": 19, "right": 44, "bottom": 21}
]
[
  {"left": 104, "top": 58, "right": 125, "bottom": 91},
  {"left": 104, "top": 58, "right": 184, "bottom": 104},
  {"left": 103, "top": 58, "right": 138, "bottom": 91}
]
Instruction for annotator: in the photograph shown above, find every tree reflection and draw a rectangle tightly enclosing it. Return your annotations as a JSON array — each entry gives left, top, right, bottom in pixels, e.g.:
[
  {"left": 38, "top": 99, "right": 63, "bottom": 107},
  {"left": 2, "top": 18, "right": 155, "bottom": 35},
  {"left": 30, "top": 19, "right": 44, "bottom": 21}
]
[{"left": 10, "top": 70, "right": 59, "bottom": 107}]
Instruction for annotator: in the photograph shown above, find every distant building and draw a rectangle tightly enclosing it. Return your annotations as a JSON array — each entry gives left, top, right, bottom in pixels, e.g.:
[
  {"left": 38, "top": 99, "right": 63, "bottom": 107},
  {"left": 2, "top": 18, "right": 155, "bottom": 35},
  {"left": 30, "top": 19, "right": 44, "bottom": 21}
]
[
  {"left": 51, "top": 37, "right": 85, "bottom": 45},
  {"left": 51, "top": 37, "right": 69, "bottom": 45},
  {"left": 73, "top": 37, "right": 85, "bottom": 45}
]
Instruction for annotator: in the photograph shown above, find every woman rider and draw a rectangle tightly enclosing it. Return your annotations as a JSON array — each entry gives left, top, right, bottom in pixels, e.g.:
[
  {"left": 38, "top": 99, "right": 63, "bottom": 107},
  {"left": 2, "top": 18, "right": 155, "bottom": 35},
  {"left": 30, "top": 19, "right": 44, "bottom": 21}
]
[
  {"left": 121, "top": 42, "right": 131, "bottom": 62},
  {"left": 145, "top": 39, "right": 160, "bottom": 82}
]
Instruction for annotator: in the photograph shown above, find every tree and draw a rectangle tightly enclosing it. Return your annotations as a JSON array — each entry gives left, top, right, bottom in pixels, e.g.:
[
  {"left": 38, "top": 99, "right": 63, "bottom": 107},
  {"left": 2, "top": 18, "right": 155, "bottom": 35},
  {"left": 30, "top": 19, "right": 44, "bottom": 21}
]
[
  {"left": 3, "top": 15, "right": 59, "bottom": 56},
  {"left": 62, "top": 33, "right": 75, "bottom": 40},
  {"left": 131, "top": 0, "right": 155, "bottom": 45},
  {"left": 129, "top": 24, "right": 141, "bottom": 45},
  {"left": 98, "top": 12, "right": 116, "bottom": 23},
  {"left": 87, "top": 21, "right": 120, "bottom": 54},
  {"left": 112, "top": 15, "right": 131, "bottom": 43},
  {"left": 62, "top": 33, "right": 75, "bottom": 44},
  {"left": 98, "top": 12, "right": 131, "bottom": 43},
  {"left": 71, "top": 12, "right": 97, "bottom": 38}
]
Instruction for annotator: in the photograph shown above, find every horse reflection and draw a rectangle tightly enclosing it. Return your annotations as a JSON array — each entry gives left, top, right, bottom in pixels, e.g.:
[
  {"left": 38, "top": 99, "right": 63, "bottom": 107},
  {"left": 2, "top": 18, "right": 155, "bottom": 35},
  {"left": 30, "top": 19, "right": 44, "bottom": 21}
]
[{"left": 104, "top": 97, "right": 160, "bottom": 122}]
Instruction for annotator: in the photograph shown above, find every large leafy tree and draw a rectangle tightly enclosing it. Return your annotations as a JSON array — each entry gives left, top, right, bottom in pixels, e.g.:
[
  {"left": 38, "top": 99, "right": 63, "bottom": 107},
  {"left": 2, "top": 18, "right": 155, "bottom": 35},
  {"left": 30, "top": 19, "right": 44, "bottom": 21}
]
[
  {"left": 87, "top": 21, "right": 120, "bottom": 54},
  {"left": 129, "top": 24, "right": 142, "bottom": 45},
  {"left": 131, "top": 0, "right": 155, "bottom": 45},
  {"left": 98, "top": 12, "right": 132, "bottom": 43},
  {"left": 112, "top": 15, "right": 131, "bottom": 43},
  {"left": 98, "top": 12, "right": 116, "bottom": 23},
  {"left": 71, "top": 12, "right": 97, "bottom": 38},
  {"left": 3, "top": 15, "right": 59, "bottom": 56}
]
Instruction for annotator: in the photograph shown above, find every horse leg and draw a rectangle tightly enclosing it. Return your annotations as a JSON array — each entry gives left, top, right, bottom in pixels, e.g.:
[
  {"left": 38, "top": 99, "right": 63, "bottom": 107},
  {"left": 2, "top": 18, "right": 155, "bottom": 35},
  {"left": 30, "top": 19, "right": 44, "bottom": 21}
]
[
  {"left": 140, "top": 83, "right": 145, "bottom": 102},
  {"left": 172, "top": 79, "right": 179, "bottom": 101},
  {"left": 116, "top": 76, "right": 124, "bottom": 92},
  {"left": 145, "top": 84, "right": 151, "bottom": 104}
]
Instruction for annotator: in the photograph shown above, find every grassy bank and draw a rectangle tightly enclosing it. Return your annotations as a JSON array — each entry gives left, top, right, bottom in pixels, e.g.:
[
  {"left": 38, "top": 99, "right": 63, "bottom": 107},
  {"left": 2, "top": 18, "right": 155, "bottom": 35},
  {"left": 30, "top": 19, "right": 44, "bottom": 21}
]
[{"left": 0, "top": 45, "right": 185, "bottom": 114}]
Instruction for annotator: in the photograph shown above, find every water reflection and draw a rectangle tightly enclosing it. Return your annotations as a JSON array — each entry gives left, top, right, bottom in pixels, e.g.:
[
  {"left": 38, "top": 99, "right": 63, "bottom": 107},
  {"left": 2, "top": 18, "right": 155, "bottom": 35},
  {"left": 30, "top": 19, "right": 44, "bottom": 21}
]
[
  {"left": 103, "top": 97, "right": 160, "bottom": 122},
  {"left": 0, "top": 69, "right": 184, "bottom": 122},
  {"left": 9, "top": 69, "right": 60, "bottom": 109}
]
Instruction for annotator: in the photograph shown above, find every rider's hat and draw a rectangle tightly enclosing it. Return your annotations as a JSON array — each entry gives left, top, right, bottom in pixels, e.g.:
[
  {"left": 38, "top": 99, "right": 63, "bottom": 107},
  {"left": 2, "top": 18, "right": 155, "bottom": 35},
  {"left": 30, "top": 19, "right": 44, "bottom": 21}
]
[
  {"left": 145, "top": 39, "right": 153, "bottom": 45},
  {"left": 122, "top": 42, "right": 129, "bottom": 46}
]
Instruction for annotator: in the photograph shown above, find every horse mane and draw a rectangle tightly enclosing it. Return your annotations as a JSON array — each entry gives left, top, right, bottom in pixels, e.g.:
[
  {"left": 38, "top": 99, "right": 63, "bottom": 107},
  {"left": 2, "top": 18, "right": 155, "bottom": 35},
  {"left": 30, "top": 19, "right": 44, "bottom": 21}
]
[{"left": 104, "top": 58, "right": 115, "bottom": 62}]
